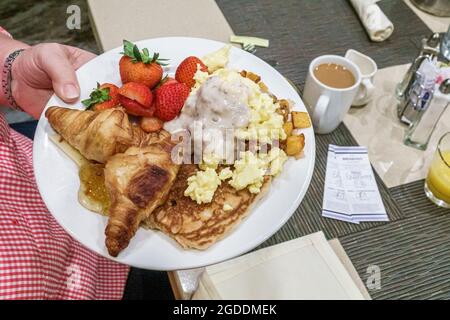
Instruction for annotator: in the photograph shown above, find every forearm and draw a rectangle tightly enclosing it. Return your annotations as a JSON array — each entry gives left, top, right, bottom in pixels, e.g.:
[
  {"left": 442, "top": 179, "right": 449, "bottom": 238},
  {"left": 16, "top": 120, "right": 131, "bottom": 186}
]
[{"left": 0, "top": 34, "right": 30, "bottom": 107}]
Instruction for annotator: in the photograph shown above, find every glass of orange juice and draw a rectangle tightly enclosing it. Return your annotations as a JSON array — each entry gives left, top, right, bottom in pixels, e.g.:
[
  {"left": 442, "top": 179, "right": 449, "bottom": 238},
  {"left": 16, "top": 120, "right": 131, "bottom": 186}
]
[{"left": 425, "top": 132, "right": 450, "bottom": 209}]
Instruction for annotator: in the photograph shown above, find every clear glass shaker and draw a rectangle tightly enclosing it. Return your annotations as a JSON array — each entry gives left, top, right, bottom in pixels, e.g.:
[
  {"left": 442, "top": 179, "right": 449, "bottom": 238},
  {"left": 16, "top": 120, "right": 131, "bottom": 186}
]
[
  {"left": 441, "top": 25, "right": 450, "bottom": 61},
  {"left": 396, "top": 33, "right": 441, "bottom": 124},
  {"left": 404, "top": 79, "right": 450, "bottom": 150}
]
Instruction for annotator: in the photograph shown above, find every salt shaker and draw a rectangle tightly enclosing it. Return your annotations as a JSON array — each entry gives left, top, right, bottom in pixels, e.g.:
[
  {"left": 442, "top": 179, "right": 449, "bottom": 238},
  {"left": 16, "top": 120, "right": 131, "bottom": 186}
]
[
  {"left": 398, "top": 59, "right": 438, "bottom": 126},
  {"left": 396, "top": 33, "right": 440, "bottom": 102},
  {"left": 404, "top": 79, "right": 450, "bottom": 150},
  {"left": 441, "top": 25, "right": 450, "bottom": 61},
  {"left": 396, "top": 33, "right": 441, "bottom": 124}
]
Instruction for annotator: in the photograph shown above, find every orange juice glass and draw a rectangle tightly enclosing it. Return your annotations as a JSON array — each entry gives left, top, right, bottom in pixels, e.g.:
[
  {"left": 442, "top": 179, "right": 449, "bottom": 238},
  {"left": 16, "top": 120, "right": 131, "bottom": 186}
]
[{"left": 425, "top": 132, "right": 450, "bottom": 209}]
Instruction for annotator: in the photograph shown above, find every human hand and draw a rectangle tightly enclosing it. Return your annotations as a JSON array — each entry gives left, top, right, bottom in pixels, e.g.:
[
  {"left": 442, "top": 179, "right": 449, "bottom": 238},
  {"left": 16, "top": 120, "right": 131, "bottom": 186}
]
[{"left": 11, "top": 43, "right": 96, "bottom": 118}]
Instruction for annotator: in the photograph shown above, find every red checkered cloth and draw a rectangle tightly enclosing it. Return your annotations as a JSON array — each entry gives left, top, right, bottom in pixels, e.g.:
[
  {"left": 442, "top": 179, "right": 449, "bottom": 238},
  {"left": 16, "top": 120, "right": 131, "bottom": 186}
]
[{"left": 0, "top": 113, "right": 129, "bottom": 299}]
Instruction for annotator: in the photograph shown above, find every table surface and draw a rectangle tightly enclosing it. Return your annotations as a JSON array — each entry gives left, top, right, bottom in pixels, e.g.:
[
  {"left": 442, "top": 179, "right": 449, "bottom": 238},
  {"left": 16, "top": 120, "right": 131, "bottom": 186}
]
[
  {"left": 214, "top": 0, "right": 450, "bottom": 300},
  {"left": 84, "top": 0, "right": 450, "bottom": 300}
]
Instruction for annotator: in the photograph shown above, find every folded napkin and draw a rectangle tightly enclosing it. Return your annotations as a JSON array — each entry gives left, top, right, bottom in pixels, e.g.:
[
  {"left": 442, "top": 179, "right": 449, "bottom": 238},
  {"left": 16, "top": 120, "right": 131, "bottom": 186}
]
[
  {"left": 350, "top": 0, "right": 394, "bottom": 42},
  {"left": 192, "top": 232, "right": 370, "bottom": 300}
]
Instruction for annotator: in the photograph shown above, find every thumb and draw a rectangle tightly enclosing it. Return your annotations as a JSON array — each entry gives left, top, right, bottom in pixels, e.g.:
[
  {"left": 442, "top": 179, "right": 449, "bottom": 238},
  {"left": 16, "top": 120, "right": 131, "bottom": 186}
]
[{"left": 36, "top": 43, "right": 81, "bottom": 103}]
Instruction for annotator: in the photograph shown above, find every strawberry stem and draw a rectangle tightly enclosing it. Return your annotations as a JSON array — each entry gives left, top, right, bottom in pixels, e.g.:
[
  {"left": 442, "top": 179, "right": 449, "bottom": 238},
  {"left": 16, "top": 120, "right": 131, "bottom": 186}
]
[
  {"left": 121, "top": 39, "right": 169, "bottom": 66},
  {"left": 82, "top": 82, "right": 111, "bottom": 109}
]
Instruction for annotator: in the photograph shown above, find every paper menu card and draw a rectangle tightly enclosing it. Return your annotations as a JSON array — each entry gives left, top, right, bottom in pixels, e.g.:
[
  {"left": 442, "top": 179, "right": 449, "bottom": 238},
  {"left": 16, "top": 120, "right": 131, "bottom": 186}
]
[
  {"left": 192, "top": 232, "right": 368, "bottom": 300},
  {"left": 322, "top": 145, "right": 389, "bottom": 223}
]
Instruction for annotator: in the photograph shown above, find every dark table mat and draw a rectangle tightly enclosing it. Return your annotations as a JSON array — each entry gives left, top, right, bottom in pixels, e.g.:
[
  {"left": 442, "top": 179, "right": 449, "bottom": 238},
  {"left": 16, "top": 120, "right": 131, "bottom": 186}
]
[
  {"left": 216, "top": 0, "right": 450, "bottom": 299},
  {"left": 340, "top": 180, "right": 450, "bottom": 300},
  {"left": 216, "top": 0, "right": 431, "bottom": 86},
  {"left": 259, "top": 123, "right": 404, "bottom": 250}
]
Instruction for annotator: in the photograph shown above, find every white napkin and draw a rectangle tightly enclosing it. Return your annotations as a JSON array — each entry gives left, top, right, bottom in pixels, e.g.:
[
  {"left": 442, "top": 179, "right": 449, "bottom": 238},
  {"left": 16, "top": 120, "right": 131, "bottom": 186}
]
[
  {"left": 350, "top": 0, "right": 394, "bottom": 42},
  {"left": 192, "top": 232, "right": 369, "bottom": 300}
]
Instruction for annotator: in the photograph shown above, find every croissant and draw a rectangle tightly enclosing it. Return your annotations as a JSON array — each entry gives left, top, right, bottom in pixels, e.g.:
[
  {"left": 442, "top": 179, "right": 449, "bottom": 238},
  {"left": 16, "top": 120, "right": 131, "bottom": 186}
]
[
  {"left": 104, "top": 141, "right": 179, "bottom": 257},
  {"left": 45, "top": 106, "right": 145, "bottom": 163}
]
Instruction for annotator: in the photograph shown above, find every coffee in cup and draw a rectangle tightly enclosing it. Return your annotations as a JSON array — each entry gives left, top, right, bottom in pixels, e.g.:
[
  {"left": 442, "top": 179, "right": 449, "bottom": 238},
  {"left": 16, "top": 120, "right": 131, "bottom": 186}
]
[
  {"left": 313, "top": 63, "right": 356, "bottom": 89},
  {"left": 303, "top": 55, "right": 361, "bottom": 134}
]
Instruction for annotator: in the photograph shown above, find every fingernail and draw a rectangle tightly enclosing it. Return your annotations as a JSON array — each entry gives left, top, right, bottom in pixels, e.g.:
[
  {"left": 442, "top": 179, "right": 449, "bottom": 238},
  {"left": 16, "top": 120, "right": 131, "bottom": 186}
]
[{"left": 63, "top": 84, "right": 79, "bottom": 100}]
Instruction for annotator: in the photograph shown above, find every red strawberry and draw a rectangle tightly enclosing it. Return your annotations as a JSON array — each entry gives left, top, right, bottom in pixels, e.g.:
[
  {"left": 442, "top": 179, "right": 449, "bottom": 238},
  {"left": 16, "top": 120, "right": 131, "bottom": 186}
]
[
  {"left": 154, "top": 76, "right": 178, "bottom": 91},
  {"left": 154, "top": 83, "right": 190, "bottom": 121},
  {"left": 175, "top": 56, "right": 208, "bottom": 88},
  {"left": 159, "top": 76, "right": 178, "bottom": 88},
  {"left": 140, "top": 116, "right": 164, "bottom": 133},
  {"left": 82, "top": 83, "right": 119, "bottom": 111},
  {"left": 119, "top": 40, "right": 169, "bottom": 89},
  {"left": 118, "top": 82, "right": 154, "bottom": 117}
]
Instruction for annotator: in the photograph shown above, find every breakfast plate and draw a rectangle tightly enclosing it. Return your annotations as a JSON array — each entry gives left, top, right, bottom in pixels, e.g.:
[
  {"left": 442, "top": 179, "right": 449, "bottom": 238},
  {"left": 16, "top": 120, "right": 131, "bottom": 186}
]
[{"left": 33, "top": 37, "right": 316, "bottom": 270}]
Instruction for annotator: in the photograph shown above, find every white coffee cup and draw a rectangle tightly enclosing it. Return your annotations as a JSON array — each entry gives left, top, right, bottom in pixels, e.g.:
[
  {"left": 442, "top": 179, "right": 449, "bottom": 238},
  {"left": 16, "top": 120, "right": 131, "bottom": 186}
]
[
  {"left": 345, "top": 49, "right": 377, "bottom": 106},
  {"left": 303, "top": 55, "right": 361, "bottom": 134}
]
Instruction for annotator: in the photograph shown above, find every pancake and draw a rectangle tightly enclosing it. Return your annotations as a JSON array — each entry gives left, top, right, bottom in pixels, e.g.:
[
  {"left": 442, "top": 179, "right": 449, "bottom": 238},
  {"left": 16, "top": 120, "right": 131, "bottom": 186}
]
[{"left": 142, "top": 164, "right": 271, "bottom": 250}]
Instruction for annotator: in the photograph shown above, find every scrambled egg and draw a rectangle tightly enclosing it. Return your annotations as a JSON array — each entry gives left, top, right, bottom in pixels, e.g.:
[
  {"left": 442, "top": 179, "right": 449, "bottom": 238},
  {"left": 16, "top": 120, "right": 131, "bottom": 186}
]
[
  {"left": 213, "top": 68, "right": 286, "bottom": 144},
  {"left": 193, "top": 57, "right": 286, "bottom": 148},
  {"left": 235, "top": 93, "right": 286, "bottom": 143},
  {"left": 184, "top": 46, "right": 289, "bottom": 203},
  {"left": 192, "top": 67, "right": 209, "bottom": 91},
  {"left": 192, "top": 44, "right": 232, "bottom": 91},
  {"left": 229, "top": 151, "right": 267, "bottom": 194},
  {"left": 218, "top": 167, "right": 233, "bottom": 180},
  {"left": 228, "top": 148, "right": 287, "bottom": 194},
  {"left": 260, "top": 147, "right": 288, "bottom": 176},
  {"left": 202, "top": 44, "right": 231, "bottom": 73},
  {"left": 185, "top": 147, "right": 288, "bottom": 204},
  {"left": 199, "top": 153, "right": 221, "bottom": 170},
  {"left": 195, "top": 46, "right": 285, "bottom": 147},
  {"left": 184, "top": 167, "right": 234, "bottom": 204},
  {"left": 184, "top": 168, "right": 221, "bottom": 204}
]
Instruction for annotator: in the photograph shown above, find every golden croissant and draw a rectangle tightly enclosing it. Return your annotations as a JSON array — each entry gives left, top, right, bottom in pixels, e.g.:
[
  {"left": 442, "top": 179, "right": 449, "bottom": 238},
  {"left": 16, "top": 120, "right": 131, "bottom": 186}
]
[
  {"left": 104, "top": 141, "right": 179, "bottom": 257},
  {"left": 46, "top": 106, "right": 180, "bottom": 256},
  {"left": 45, "top": 106, "right": 145, "bottom": 163}
]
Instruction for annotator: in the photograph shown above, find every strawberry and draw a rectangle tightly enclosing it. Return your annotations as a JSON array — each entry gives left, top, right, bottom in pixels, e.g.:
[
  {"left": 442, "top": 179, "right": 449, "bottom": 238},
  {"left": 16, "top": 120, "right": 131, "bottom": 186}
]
[
  {"left": 82, "top": 83, "right": 119, "bottom": 111},
  {"left": 158, "top": 76, "right": 178, "bottom": 88},
  {"left": 118, "top": 82, "right": 154, "bottom": 117},
  {"left": 140, "top": 116, "right": 164, "bottom": 133},
  {"left": 175, "top": 56, "right": 208, "bottom": 88},
  {"left": 154, "top": 83, "right": 190, "bottom": 121},
  {"left": 119, "top": 40, "right": 169, "bottom": 89}
]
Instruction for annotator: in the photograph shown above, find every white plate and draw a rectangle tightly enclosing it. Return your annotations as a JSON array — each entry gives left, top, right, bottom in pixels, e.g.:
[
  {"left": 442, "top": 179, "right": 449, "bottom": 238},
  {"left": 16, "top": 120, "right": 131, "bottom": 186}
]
[{"left": 33, "top": 37, "right": 316, "bottom": 270}]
